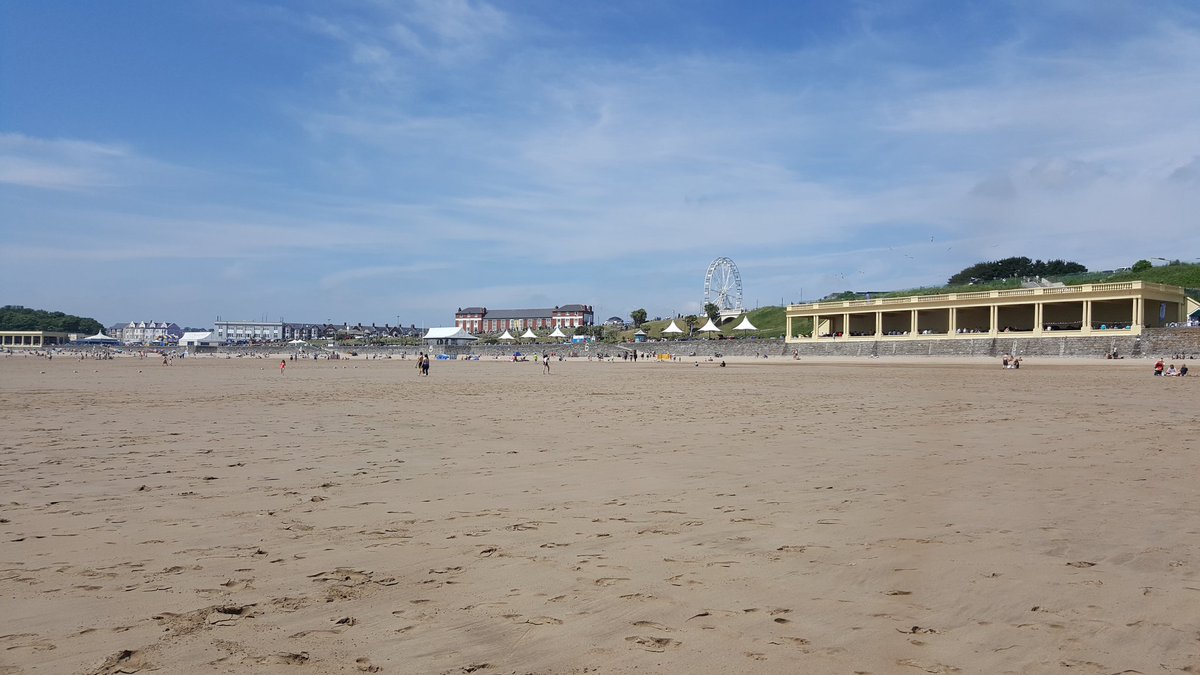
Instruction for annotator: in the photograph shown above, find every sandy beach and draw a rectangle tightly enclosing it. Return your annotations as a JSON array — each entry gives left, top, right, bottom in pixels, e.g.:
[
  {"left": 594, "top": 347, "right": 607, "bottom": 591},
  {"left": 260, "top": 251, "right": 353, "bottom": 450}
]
[{"left": 1, "top": 354, "right": 1198, "bottom": 674}]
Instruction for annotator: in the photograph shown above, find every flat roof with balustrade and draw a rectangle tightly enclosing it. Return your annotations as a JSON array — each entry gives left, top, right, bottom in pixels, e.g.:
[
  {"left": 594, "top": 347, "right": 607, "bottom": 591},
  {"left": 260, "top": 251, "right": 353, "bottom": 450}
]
[{"left": 785, "top": 281, "right": 1191, "bottom": 342}]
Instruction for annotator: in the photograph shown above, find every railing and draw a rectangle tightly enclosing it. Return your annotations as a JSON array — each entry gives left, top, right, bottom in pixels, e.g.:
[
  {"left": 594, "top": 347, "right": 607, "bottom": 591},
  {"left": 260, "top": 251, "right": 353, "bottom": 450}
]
[{"left": 790, "top": 280, "right": 1166, "bottom": 311}]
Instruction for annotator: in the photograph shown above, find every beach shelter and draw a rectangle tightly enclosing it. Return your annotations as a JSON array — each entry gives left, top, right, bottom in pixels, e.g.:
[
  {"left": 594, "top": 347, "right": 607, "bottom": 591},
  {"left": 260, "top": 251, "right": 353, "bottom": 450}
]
[
  {"left": 662, "top": 321, "right": 684, "bottom": 335},
  {"left": 733, "top": 315, "right": 757, "bottom": 331},
  {"left": 498, "top": 330, "right": 515, "bottom": 341},
  {"left": 633, "top": 329, "right": 647, "bottom": 343},
  {"left": 520, "top": 328, "right": 538, "bottom": 339},
  {"left": 548, "top": 326, "right": 567, "bottom": 339},
  {"left": 698, "top": 318, "right": 721, "bottom": 333}
]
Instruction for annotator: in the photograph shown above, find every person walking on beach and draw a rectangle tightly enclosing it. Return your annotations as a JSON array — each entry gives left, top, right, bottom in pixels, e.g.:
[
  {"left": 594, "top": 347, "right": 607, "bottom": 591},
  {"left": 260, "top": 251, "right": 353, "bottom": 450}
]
[
  {"left": 280, "top": 359, "right": 286, "bottom": 374},
  {"left": 542, "top": 351, "right": 551, "bottom": 375},
  {"left": 416, "top": 353, "right": 425, "bottom": 376}
]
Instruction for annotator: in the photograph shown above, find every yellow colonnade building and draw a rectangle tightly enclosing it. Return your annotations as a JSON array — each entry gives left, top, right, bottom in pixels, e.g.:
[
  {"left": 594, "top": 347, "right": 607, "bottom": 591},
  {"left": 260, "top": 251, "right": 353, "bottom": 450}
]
[
  {"left": 0, "top": 331, "right": 72, "bottom": 348},
  {"left": 785, "top": 281, "right": 1196, "bottom": 343}
]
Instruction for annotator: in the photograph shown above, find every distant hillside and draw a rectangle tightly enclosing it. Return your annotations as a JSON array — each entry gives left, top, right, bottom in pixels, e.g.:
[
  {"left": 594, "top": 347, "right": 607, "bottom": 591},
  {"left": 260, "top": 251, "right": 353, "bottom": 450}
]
[
  {"left": 0, "top": 305, "right": 102, "bottom": 334},
  {"left": 820, "top": 263, "right": 1200, "bottom": 303}
]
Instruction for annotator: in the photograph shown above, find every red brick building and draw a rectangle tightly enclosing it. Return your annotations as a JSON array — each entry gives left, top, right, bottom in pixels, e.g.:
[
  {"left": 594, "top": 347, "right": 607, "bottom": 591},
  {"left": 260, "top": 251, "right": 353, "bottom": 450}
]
[{"left": 455, "top": 304, "right": 594, "bottom": 334}]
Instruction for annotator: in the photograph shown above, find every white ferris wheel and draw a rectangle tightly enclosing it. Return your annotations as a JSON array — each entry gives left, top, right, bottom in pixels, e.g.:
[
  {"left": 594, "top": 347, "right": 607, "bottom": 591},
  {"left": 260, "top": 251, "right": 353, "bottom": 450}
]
[{"left": 703, "top": 257, "right": 744, "bottom": 314}]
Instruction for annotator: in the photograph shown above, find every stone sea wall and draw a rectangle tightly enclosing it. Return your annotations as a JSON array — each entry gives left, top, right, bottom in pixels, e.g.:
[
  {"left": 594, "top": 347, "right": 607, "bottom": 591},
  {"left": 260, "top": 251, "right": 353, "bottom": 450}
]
[{"left": 196, "top": 327, "right": 1200, "bottom": 359}]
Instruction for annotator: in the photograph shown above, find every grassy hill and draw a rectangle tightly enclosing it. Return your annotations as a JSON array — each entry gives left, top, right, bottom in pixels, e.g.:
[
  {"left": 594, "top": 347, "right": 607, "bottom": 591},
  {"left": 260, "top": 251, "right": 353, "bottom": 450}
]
[
  {"left": 821, "top": 263, "right": 1200, "bottom": 303},
  {"left": 1056, "top": 263, "right": 1200, "bottom": 292}
]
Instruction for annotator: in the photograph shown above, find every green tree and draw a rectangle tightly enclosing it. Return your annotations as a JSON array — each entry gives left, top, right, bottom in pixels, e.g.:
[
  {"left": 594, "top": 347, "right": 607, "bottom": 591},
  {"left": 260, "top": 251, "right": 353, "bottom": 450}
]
[
  {"left": 683, "top": 314, "right": 699, "bottom": 336},
  {"left": 0, "top": 305, "right": 102, "bottom": 334},
  {"left": 948, "top": 256, "right": 1087, "bottom": 285},
  {"left": 630, "top": 308, "right": 647, "bottom": 327},
  {"left": 1131, "top": 259, "right": 1153, "bottom": 272},
  {"left": 703, "top": 302, "right": 721, "bottom": 323}
]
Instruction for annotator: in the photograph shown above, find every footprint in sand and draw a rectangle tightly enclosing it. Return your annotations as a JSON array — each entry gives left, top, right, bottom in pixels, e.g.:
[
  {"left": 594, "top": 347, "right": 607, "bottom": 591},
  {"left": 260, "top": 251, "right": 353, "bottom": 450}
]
[
  {"left": 274, "top": 651, "right": 310, "bottom": 665},
  {"left": 355, "top": 656, "right": 382, "bottom": 672},
  {"left": 594, "top": 577, "right": 629, "bottom": 587},
  {"left": 625, "top": 635, "right": 681, "bottom": 652},
  {"left": 92, "top": 649, "right": 149, "bottom": 675}
]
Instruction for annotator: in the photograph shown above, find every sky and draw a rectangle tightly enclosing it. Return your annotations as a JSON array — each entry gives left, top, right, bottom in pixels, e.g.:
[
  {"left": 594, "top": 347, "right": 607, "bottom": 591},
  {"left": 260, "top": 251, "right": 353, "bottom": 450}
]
[{"left": 2, "top": 1, "right": 1199, "bottom": 329}]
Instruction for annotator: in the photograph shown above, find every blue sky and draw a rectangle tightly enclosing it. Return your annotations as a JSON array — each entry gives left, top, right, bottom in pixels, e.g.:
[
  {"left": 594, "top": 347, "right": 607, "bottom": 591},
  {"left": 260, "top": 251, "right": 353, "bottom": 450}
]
[{"left": 2, "top": 1, "right": 1199, "bottom": 328}]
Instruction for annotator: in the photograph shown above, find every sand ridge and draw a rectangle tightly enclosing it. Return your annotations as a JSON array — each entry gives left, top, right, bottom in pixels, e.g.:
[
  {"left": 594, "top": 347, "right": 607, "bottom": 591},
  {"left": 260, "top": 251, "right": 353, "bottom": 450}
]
[{"left": 1, "top": 355, "right": 1198, "bottom": 673}]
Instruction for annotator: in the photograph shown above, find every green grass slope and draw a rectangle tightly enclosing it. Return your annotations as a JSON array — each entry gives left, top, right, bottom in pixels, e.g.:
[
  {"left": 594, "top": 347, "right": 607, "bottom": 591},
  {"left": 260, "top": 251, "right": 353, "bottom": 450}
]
[{"left": 823, "top": 263, "right": 1200, "bottom": 303}]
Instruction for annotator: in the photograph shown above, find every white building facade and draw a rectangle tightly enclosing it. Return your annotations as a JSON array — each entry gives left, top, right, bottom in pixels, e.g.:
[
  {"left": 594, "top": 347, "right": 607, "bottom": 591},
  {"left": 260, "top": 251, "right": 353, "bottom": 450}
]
[
  {"left": 110, "top": 321, "right": 183, "bottom": 344},
  {"left": 213, "top": 319, "right": 283, "bottom": 343}
]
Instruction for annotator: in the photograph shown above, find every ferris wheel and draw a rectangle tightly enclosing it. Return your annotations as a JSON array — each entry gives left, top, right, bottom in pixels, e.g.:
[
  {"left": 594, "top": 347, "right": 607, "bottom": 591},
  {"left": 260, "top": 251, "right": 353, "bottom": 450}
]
[{"left": 704, "top": 257, "right": 744, "bottom": 313}]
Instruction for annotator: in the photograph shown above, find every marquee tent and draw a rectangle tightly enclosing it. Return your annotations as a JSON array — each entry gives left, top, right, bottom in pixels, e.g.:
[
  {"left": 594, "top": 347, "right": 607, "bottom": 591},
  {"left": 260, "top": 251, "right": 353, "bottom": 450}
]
[
  {"left": 733, "top": 316, "right": 757, "bottom": 331},
  {"left": 698, "top": 318, "right": 721, "bottom": 332},
  {"left": 422, "top": 327, "right": 478, "bottom": 346},
  {"left": 498, "top": 330, "right": 515, "bottom": 341},
  {"left": 81, "top": 332, "right": 120, "bottom": 345},
  {"left": 548, "top": 327, "right": 566, "bottom": 338},
  {"left": 179, "top": 331, "right": 220, "bottom": 348},
  {"left": 520, "top": 328, "right": 538, "bottom": 339},
  {"left": 662, "top": 321, "right": 684, "bottom": 334}
]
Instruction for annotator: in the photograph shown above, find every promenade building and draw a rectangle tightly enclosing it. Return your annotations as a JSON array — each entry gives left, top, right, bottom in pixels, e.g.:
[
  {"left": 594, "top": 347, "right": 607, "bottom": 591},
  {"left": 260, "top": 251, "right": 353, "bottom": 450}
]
[
  {"left": 785, "top": 281, "right": 1197, "bottom": 343},
  {"left": 455, "top": 304, "right": 594, "bottom": 334},
  {"left": 1, "top": 331, "right": 71, "bottom": 348},
  {"left": 213, "top": 319, "right": 283, "bottom": 343}
]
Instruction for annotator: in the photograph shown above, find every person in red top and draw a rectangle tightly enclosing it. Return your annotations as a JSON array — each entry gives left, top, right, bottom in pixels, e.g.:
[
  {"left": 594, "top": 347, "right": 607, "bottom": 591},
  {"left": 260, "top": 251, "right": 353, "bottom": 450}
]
[
  {"left": 280, "top": 359, "right": 286, "bottom": 374},
  {"left": 1153, "top": 358, "right": 1164, "bottom": 376}
]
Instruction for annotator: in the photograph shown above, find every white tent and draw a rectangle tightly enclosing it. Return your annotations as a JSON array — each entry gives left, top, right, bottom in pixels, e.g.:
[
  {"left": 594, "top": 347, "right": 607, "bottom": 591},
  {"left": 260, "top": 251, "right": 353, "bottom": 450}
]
[
  {"left": 662, "top": 321, "right": 684, "bottom": 334},
  {"left": 498, "top": 330, "right": 515, "bottom": 341},
  {"left": 422, "top": 327, "right": 478, "bottom": 346},
  {"left": 179, "top": 331, "right": 220, "bottom": 348},
  {"left": 548, "top": 327, "right": 566, "bottom": 338},
  {"left": 520, "top": 328, "right": 538, "bottom": 339},
  {"left": 698, "top": 318, "right": 721, "bottom": 332},
  {"left": 733, "top": 316, "right": 757, "bottom": 331},
  {"left": 81, "top": 332, "right": 120, "bottom": 344}
]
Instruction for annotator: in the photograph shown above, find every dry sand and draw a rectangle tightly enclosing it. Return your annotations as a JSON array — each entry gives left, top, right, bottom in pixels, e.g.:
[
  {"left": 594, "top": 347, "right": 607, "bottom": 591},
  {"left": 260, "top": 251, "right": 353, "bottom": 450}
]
[{"left": 1, "top": 354, "right": 1198, "bottom": 674}]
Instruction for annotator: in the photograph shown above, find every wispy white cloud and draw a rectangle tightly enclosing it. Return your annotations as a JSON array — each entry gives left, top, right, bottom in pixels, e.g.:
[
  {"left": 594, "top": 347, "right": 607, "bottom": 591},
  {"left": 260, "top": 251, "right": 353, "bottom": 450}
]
[
  {"left": 0, "top": 134, "right": 133, "bottom": 190},
  {"left": 4, "top": 3, "right": 1200, "bottom": 325}
]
